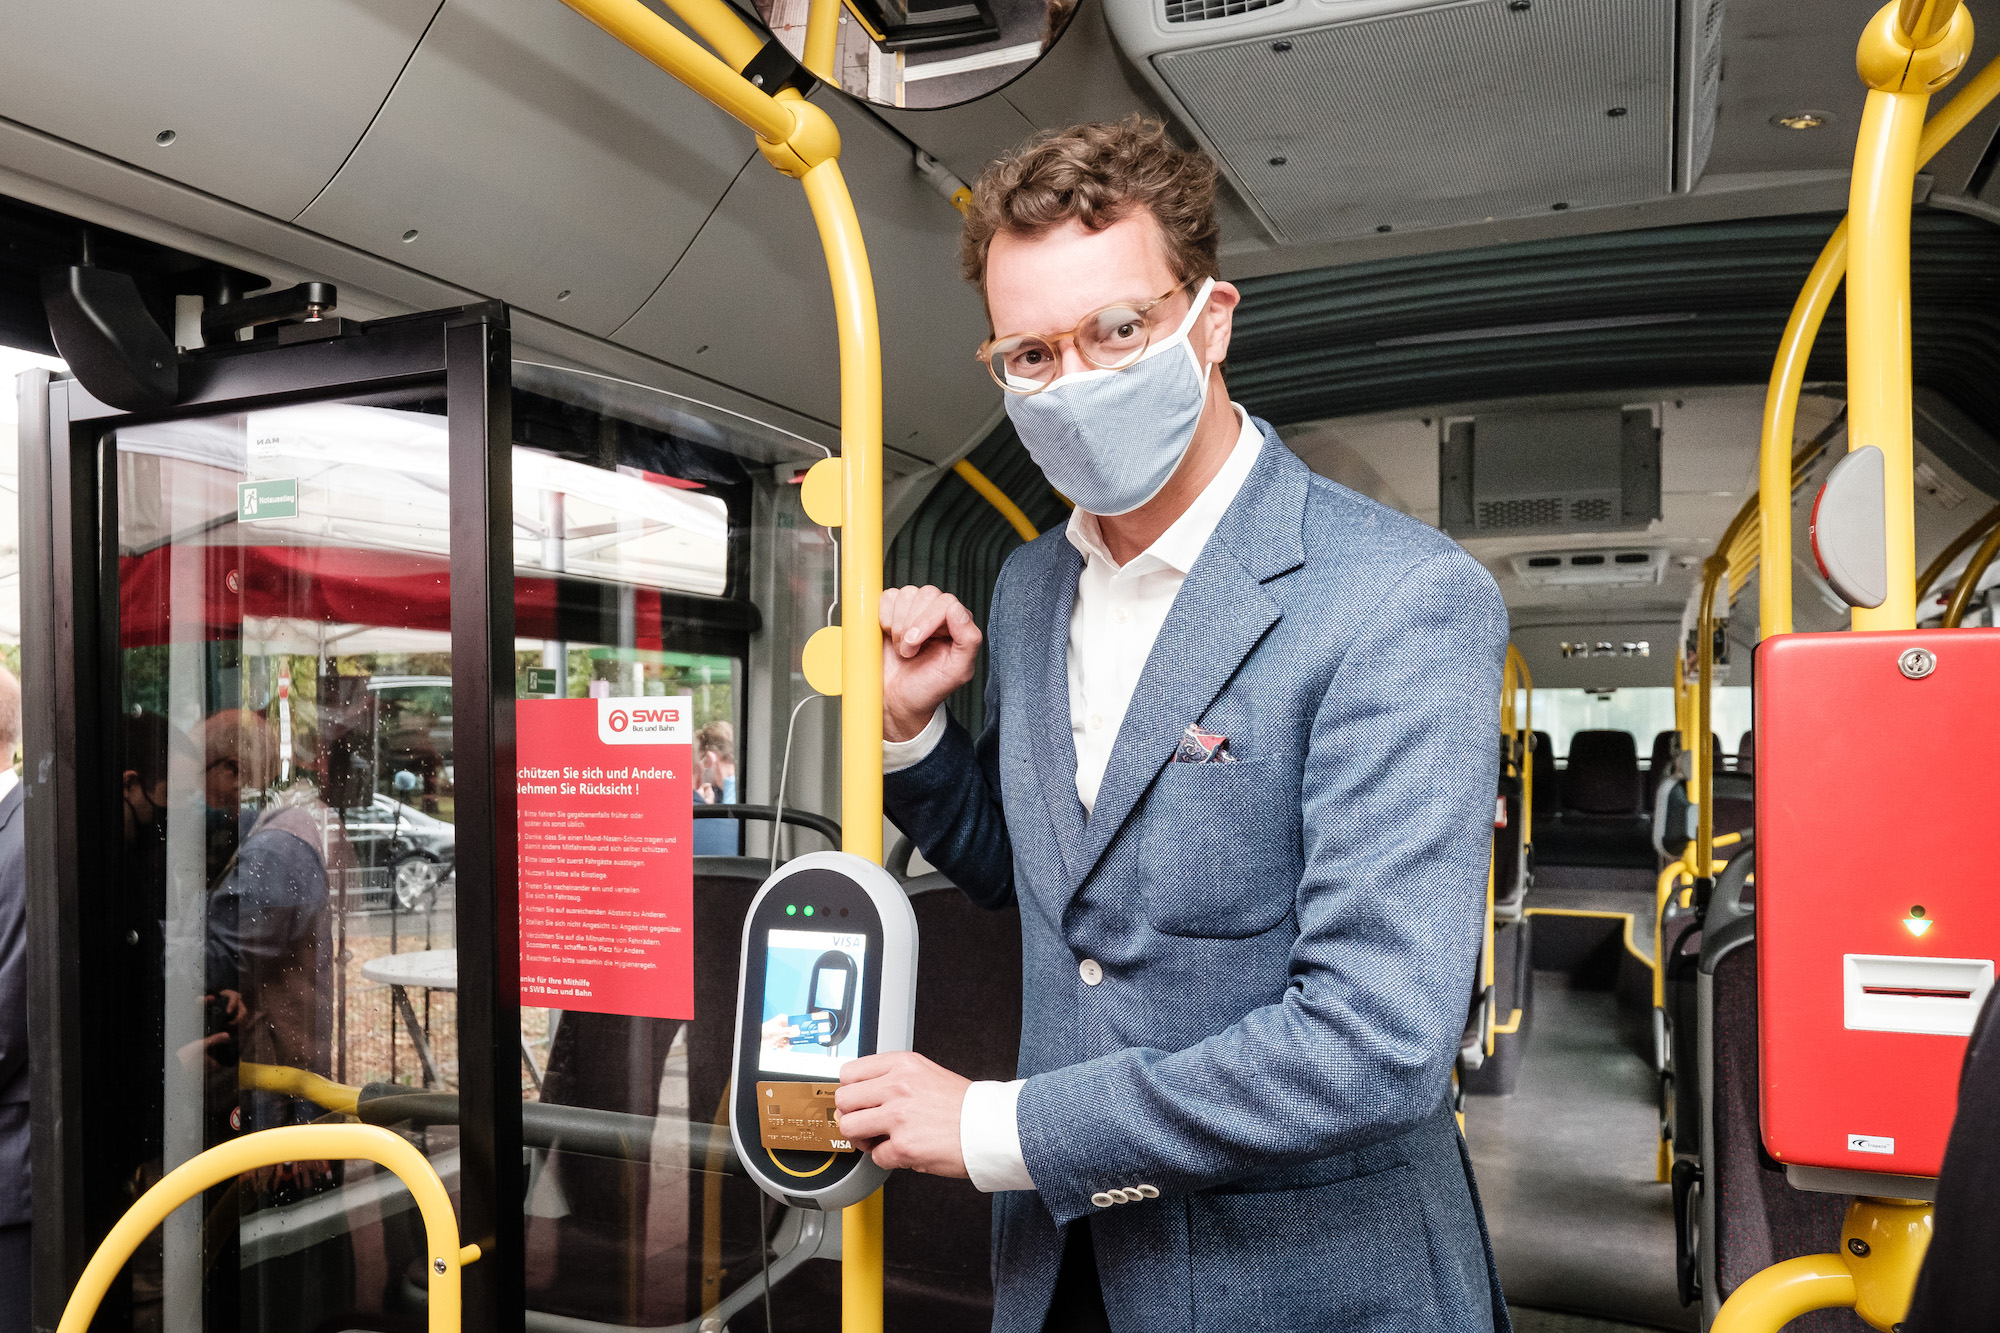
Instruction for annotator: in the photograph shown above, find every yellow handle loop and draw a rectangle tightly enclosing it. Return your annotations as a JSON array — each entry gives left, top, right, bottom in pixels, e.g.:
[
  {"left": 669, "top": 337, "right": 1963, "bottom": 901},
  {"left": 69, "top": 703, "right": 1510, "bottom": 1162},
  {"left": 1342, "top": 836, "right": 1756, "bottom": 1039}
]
[{"left": 59, "top": 1125, "right": 470, "bottom": 1333}]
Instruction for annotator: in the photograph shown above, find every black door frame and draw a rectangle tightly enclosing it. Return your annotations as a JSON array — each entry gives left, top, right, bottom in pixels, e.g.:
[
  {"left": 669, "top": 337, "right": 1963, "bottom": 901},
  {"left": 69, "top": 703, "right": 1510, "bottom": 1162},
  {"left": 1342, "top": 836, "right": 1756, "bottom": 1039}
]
[{"left": 17, "top": 303, "right": 524, "bottom": 1333}]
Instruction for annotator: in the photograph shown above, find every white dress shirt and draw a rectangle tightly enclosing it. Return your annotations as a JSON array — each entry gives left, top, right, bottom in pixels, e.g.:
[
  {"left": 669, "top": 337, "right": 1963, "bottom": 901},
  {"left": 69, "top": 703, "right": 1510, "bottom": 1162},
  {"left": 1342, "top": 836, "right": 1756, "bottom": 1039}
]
[{"left": 883, "top": 406, "right": 1263, "bottom": 1192}]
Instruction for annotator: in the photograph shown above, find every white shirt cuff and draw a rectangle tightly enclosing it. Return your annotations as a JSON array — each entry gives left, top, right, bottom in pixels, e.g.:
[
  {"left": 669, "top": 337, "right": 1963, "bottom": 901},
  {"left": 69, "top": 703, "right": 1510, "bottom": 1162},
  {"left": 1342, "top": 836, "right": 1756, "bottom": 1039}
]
[
  {"left": 960, "top": 1079, "right": 1034, "bottom": 1193},
  {"left": 882, "top": 706, "right": 947, "bottom": 775}
]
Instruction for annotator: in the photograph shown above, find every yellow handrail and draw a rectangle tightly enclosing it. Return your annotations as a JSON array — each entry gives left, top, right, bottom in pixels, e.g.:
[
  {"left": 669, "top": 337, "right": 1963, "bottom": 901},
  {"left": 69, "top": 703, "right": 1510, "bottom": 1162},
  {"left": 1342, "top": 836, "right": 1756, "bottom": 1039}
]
[
  {"left": 239, "top": 1060, "right": 361, "bottom": 1115},
  {"left": 805, "top": 0, "right": 840, "bottom": 79},
  {"left": 1941, "top": 518, "right": 2000, "bottom": 626},
  {"left": 555, "top": 0, "right": 888, "bottom": 1324},
  {"left": 953, "top": 459, "right": 1041, "bottom": 542},
  {"left": 59, "top": 1125, "right": 477, "bottom": 1333},
  {"left": 1756, "top": 45, "right": 2000, "bottom": 638},
  {"left": 1917, "top": 502, "right": 2000, "bottom": 605},
  {"left": 1652, "top": 831, "right": 1741, "bottom": 1007},
  {"left": 1713, "top": 1197, "right": 1932, "bottom": 1331}
]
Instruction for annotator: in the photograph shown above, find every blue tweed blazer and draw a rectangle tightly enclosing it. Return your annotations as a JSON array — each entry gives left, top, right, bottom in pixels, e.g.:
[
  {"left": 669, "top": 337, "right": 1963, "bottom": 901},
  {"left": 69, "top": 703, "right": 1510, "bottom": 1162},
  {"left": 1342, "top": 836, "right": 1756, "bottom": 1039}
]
[{"left": 885, "top": 422, "right": 1511, "bottom": 1332}]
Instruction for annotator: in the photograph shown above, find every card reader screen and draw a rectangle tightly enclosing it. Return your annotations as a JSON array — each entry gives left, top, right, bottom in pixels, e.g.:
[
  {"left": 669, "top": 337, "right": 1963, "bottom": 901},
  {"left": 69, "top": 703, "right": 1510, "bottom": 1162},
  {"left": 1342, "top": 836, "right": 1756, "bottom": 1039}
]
[{"left": 759, "top": 929, "right": 867, "bottom": 1077}]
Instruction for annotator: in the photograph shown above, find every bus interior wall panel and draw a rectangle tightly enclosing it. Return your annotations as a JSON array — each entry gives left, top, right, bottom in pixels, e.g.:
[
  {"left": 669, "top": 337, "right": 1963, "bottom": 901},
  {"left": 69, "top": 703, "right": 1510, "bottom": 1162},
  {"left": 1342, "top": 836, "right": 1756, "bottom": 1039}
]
[
  {"left": 615, "top": 91, "right": 998, "bottom": 467},
  {"left": 292, "top": 0, "right": 758, "bottom": 338},
  {"left": 0, "top": 0, "right": 445, "bottom": 221}
]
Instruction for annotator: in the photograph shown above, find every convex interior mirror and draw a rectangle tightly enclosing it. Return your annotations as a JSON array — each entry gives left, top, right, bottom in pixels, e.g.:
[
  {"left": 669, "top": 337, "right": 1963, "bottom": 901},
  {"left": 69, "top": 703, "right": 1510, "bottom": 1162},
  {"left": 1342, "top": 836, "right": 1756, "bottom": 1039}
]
[{"left": 751, "top": 0, "right": 1078, "bottom": 109}]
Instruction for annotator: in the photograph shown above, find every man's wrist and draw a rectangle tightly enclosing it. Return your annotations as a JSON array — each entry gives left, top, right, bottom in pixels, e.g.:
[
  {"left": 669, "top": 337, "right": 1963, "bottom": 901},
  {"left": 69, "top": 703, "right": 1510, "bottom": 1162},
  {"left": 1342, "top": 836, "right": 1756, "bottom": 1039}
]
[
  {"left": 883, "top": 707, "right": 948, "bottom": 774},
  {"left": 884, "top": 705, "right": 937, "bottom": 744}
]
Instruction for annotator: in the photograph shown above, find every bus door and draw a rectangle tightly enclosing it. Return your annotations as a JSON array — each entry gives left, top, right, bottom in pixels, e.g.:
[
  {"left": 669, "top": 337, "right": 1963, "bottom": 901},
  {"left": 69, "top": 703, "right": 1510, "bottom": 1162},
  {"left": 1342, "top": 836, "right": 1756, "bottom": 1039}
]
[{"left": 19, "top": 304, "right": 832, "bottom": 1333}]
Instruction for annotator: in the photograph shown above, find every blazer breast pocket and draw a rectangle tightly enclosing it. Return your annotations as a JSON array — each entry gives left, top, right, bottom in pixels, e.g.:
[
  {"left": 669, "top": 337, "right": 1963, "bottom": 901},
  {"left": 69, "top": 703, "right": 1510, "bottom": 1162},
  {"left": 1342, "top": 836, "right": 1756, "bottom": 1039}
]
[{"left": 1135, "top": 758, "right": 1299, "bottom": 939}]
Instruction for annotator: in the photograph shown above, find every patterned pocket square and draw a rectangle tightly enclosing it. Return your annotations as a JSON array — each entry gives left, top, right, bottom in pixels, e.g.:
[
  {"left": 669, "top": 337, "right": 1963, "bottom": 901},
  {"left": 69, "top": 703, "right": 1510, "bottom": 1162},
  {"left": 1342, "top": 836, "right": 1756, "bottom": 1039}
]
[{"left": 1173, "top": 723, "right": 1237, "bottom": 764}]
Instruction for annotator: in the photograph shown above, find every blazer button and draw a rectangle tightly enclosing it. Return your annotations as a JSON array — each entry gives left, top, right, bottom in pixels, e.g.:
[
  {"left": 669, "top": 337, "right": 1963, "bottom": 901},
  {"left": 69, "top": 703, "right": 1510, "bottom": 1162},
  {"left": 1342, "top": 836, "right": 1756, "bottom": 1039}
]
[
  {"left": 1091, "top": 1192, "right": 1114, "bottom": 1209},
  {"left": 1079, "top": 958, "right": 1103, "bottom": 986},
  {"left": 1136, "top": 1184, "right": 1159, "bottom": 1199}
]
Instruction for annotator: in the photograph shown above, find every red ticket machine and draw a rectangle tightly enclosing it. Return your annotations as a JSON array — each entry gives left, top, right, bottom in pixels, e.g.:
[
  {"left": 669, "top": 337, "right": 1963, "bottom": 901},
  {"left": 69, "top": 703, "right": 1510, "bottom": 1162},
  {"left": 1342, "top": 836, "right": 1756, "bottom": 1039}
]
[{"left": 1757, "top": 628, "right": 2000, "bottom": 1178}]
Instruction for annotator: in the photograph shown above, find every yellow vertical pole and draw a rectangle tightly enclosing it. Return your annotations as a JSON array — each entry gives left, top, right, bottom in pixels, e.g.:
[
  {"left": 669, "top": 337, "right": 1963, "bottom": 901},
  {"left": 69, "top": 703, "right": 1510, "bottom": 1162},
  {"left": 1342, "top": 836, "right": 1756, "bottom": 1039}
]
[
  {"left": 550, "top": 2, "right": 890, "bottom": 1326},
  {"left": 1844, "top": 92, "right": 1925, "bottom": 632},
  {"left": 1753, "top": 50, "right": 2000, "bottom": 640},
  {"left": 805, "top": 0, "right": 840, "bottom": 79},
  {"left": 1844, "top": 0, "right": 1971, "bottom": 633},
  {"left": 799, "top": 153, "right": 890, "bottom": 1333}
]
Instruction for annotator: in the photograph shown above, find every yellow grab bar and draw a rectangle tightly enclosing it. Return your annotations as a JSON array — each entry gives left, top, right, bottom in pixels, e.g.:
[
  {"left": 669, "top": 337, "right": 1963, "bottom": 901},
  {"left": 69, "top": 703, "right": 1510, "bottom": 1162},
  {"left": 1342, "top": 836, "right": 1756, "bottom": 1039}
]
[
  {"left": 1757, "top": 43, "right": 1998, "bottom": 638},
  {"left": 1713, "top": 1196, "right": 1931, "bottom": 1332},
  {"left": 805, "top": 0, "right": 840, "bottom": 79},
  {"left": 59, "top": 1124, "right": 476, "bottom": 1333},
  {"left": 954, "top": 459, "right": 1041, "bottom": 542},
  {"left": 238, "top": 1060, "right": 361, "bottom": 1115},
  {"left": 556, "top": 0, "right": 889, "bottom": 1323}
]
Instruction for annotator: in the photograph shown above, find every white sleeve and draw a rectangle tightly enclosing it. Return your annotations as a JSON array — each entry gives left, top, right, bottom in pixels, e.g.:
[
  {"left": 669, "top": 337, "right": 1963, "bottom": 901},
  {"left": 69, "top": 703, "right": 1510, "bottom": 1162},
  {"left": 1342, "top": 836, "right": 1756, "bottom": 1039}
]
[
  {"left": 960, "top": 1079, "right": 1035, "bottom": 1193},
  {"left": 882, "top": 706, "right": 948, "bottom": 775}
]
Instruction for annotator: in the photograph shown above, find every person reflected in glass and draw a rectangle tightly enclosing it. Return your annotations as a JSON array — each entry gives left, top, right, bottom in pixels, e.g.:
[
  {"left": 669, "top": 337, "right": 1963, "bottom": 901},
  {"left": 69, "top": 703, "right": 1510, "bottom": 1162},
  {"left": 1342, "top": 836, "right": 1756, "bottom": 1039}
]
[
  {"left": 691, "top": 720, "right": 738, "bottom": 856},
  {"left": 198, "top": 710, "right": 354, "bottom": 1203}
]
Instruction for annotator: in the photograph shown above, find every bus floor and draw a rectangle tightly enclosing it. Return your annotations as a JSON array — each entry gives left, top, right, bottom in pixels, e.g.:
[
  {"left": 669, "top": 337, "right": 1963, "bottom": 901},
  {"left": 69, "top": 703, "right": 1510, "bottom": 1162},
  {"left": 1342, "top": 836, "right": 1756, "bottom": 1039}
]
[{"left": 1469, "top": 871, "right": 1696, "bottom": 1333}]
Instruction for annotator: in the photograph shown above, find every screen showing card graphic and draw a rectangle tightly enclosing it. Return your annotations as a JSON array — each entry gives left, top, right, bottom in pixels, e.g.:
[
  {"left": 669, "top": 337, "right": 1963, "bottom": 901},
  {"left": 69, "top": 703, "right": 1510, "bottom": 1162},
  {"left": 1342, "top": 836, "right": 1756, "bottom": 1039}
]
[
  {"left": 759, "top": 929, "right": 867, "bottom": 1077},
  {"left": 517, "top": 697, "right": 693, "bottom": 1020}
]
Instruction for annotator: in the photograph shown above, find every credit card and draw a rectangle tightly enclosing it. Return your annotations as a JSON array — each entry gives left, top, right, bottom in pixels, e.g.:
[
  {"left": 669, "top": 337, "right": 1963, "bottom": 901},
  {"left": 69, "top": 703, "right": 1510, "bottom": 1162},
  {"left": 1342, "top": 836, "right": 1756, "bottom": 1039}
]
[{"left": 755, "top": 1081, "right": 857, "bottom": 1153}]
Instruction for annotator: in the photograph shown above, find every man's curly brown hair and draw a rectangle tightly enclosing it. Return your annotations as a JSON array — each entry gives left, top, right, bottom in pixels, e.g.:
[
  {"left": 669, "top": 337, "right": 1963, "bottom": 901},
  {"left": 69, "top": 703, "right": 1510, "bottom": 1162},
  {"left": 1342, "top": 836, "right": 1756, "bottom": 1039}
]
[{"left": 958, "top": 116, "right": 1221, "bottom": 295}]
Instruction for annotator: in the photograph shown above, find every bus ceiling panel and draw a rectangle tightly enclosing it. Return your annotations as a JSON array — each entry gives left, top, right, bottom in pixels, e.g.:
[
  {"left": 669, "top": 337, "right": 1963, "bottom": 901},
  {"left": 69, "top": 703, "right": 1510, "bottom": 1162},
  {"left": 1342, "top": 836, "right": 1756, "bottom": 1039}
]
[
  {"left": 1704, "top": 0, "right": 2000, "bottom": 190},
  {"left": 615, "top": 92, "right": 997, "bottom": 467},
  {"left": 1106, "top": 0, "right": 1675, "bottom": 246},
  {"left": 293, "top": 0, "right": 757, "bottom": 339},
  {"left": 0, "top": 0, "right": 445, "bottom": 222}
]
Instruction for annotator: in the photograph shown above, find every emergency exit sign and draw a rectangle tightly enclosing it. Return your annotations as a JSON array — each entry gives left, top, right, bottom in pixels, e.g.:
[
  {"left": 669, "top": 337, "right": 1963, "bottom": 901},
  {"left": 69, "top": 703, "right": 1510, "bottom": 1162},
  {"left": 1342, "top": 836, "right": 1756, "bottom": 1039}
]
[
  {"left": 525, "top": 668, "right": 560, "bottom": 696},
  {"left": 237, "top": 477, "right": 298, "bottom": 522}
]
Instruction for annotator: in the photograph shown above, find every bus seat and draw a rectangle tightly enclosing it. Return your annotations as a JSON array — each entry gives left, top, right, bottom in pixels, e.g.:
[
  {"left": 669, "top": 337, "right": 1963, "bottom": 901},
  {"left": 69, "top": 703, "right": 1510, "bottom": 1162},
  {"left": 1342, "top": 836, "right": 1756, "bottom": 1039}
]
[
  {"left": 1530, "top": 730, "right": 1558, "bottom": 828},
  {"left": 886, "top": 874, "right": 1022, "bottom": 1321},
  {"left": 1693, "top": 869, "right": 1859, "bottom": 1328},
  {"left": 1904, "top": 990, "right": 2000, "bottom": 1331},
  {"left": 1562, "top": 730, "right": 1642, "bottom": 814},
  {"left": 1541, "top": 730, "right": 1652, "bottom": 867},
  {"left": 1644, "top": 730, "right": 1678, "bottom": 809},
  {"left": 1735, "top": 729, "right": 1755, "bottom": 775}
]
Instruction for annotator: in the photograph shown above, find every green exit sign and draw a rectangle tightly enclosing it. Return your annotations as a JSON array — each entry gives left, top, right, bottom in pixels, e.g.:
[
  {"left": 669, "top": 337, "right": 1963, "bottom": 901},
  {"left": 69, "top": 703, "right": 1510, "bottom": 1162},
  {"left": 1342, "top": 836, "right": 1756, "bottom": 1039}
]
[
  {"left": 237, "top": 477, "right": 298, "bottom": 522},
  {"left": 525, "top": 668, "right": 560, "bottom": 696}
]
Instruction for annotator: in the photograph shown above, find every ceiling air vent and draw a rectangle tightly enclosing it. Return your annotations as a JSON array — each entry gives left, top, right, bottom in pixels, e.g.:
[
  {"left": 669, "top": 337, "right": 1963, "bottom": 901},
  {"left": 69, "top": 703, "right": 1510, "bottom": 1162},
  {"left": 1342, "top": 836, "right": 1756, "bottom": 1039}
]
[
  {"left": 1510, "top": 548, "right": 1668, "bottom": 588},
  {"left": 1440, "top": 407, "right": 1661, "bottom": 538},
  {"left": 1162, "top": 0, "right": 1280, "bottom": 23}
]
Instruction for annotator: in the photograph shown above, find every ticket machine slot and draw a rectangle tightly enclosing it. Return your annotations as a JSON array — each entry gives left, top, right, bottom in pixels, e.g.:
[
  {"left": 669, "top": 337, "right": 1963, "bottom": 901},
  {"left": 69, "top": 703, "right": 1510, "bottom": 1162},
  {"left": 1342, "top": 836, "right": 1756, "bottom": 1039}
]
[{"left": 1844, "top": 954, "right": 1994, "bottom": 1037}]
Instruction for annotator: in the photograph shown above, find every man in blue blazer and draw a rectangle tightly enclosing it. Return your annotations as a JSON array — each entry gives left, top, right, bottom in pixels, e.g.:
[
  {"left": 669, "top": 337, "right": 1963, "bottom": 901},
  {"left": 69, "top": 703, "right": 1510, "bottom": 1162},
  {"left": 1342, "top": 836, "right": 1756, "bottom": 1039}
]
[{"left": 835, "top": 119, "right": 1510, "bottom": 1332}]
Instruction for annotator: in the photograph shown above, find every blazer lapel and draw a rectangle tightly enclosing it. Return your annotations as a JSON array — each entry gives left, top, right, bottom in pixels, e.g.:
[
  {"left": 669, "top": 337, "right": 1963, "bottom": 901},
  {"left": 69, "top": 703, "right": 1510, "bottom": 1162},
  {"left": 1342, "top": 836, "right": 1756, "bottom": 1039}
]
[
  {"left": 1019, "top": 538, "right": 1089, "bottom": 887},
  {"left": 1072, "top": 430, "right": 1311, "bottom": 891}
]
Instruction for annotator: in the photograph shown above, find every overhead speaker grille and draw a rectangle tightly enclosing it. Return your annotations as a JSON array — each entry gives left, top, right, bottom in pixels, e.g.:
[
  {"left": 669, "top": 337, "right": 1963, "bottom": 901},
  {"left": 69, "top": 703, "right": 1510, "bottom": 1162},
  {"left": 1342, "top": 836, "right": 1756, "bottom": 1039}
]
[{"left": 1153, "top": 0, "right": 1673, "bottom": 242}]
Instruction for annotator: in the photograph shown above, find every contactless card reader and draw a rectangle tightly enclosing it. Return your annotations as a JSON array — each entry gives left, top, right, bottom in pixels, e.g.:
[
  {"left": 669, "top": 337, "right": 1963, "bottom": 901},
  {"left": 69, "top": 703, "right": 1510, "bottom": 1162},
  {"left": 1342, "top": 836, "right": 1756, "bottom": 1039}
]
[{"left": 729, "top": 851, "right": 918, "bottom": 1209}]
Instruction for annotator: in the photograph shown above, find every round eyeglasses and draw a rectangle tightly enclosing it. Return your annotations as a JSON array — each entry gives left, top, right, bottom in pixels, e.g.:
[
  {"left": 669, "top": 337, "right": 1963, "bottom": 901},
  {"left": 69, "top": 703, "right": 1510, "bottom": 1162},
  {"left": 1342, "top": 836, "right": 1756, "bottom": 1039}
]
[{"left": 975, "top": 283, "right": 1196, "bottom": 395}]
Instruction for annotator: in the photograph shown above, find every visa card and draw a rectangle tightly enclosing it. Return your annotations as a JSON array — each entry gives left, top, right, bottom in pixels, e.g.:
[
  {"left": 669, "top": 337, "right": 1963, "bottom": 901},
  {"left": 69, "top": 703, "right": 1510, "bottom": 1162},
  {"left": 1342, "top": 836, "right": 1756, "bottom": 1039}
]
[{"left": 756, "top": 1081, "right": 857, "bottom": 1153}]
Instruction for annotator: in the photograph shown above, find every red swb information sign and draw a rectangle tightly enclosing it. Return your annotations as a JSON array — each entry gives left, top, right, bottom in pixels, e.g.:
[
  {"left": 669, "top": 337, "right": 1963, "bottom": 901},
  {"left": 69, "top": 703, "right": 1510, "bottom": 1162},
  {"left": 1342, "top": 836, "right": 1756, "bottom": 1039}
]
[{"left": 517, "top": 697, "right": 694, "bottom": 1020}]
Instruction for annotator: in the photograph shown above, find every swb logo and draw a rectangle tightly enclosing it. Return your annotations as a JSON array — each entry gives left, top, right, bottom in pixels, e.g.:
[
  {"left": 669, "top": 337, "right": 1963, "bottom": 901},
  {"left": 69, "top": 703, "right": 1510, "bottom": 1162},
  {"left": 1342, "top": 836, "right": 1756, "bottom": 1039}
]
[{"left": 598, "top": 698, "right": 691, "bottom": 745}]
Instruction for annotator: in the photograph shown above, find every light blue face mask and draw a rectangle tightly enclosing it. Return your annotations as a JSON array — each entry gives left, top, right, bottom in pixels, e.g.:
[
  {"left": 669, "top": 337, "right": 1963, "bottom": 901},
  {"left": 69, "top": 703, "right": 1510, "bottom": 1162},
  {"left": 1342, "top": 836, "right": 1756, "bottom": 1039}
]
[{"left": 1003, "top": 279, "right": 1215, "bottom": 517}]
